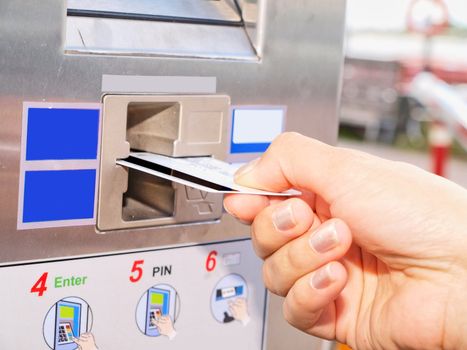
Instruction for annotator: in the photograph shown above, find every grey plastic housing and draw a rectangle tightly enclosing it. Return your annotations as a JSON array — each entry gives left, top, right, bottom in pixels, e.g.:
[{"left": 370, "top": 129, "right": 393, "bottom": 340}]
[{"left": 97, "top": 94, "right": 230, "bottom": 231}]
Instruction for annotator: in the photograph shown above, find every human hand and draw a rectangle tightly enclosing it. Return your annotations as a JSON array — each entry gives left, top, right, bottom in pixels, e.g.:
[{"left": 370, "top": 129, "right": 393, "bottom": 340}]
[
  {"left": 224, "top": 133, "right": 467, "bottom": 349},
  {"left": 229, "top": 298, "right": 250, "bottom": 326},
  {"left": 155, "top": 316, "right": 177, "bottom": 340},
  {"left": 73, "top": 333, "right": 98, "bottom": 350}
]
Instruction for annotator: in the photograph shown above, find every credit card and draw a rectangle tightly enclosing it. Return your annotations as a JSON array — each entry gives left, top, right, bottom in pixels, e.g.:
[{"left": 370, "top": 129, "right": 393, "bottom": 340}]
[{"left": 116, "top": 152, "right": 299, "bottom": 197}]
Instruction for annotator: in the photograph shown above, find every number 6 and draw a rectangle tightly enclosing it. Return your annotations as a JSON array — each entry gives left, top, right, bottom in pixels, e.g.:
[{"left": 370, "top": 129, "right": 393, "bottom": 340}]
[{"left": 206, "top": 251, "right": 217, "bottom": 272}]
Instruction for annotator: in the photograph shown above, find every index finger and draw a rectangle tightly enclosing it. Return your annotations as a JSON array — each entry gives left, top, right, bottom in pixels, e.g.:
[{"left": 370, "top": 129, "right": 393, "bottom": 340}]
[
  {"left": 224, "top": 194, "right": 271, "bottom": 223},
  {"left": 250, "top": 197, "right": 318, "bottom": 258},
  {"left": 233, "top": 132, "right": 365, "bottom": 205}
]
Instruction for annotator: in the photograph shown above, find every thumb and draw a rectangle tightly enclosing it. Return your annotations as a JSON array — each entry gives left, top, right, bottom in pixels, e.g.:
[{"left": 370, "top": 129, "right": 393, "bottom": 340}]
[{"left": 234, "top": 132, "right": 372, "bottom": 204}]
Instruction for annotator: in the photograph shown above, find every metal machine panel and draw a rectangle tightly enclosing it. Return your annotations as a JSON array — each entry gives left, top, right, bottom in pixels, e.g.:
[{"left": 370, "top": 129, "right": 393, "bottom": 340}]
[{"left": 0, "top": 0, "right": 346, "bottom": 349}]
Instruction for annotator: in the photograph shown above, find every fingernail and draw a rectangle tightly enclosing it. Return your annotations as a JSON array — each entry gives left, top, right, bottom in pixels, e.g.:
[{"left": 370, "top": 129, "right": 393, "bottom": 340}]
[
  {"left": 309, "top": 222, "right": 339, "bottom": 254},
  {"left": 272, "top": 203, "right": 296, "bottom": 232},
  {"left": 310, "top": 264, "right": 335, "bottom": 290},
  {"left": 224, "top": 205, "right": 236, "bottom": 218},
  {"left": 235, "top": 158, "right": 260, "bottom": 180},
  {"left": 224, "top": 206, "right": 251, "bottom": 225}
]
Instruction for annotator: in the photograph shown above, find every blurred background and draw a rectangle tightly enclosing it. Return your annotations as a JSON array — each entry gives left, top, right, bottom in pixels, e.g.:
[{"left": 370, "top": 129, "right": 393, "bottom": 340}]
[{"left": 339, "top": 0, "right": 467, "bottom": 188}]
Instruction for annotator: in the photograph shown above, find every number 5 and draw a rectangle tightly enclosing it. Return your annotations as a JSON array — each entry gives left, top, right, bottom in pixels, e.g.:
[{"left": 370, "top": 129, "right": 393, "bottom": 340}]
[{"left": 129, "top": 260, "right": 144, "bottom": 283}]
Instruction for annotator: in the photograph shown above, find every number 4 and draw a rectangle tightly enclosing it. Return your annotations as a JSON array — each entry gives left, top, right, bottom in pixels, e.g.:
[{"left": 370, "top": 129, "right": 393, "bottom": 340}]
[{"left": 31, "top": 272, "right": 48, "bottom": 297}]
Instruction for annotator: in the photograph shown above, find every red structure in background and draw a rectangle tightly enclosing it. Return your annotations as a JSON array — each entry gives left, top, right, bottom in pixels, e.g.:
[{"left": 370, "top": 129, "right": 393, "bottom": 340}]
[
  {"left": 401, "top": 59, "right": 467, "bottom": 89},
  {"left": 407, "top": 0, "right": 448, "bottom": 36},
  {"left": 407, "top": 0, "right": 452, "bottom": 177},
  {"left": 403, "top": 0, "right": 465, "bottom": 88},
  {"left": 400, "top": 57, "right": 467, "bottom": 173},
  {"left": 340, "top": 1, "right": 467, "bottom": 176},
  {"left": 428, "top": 121, "right": 452, "bottom": 176}
]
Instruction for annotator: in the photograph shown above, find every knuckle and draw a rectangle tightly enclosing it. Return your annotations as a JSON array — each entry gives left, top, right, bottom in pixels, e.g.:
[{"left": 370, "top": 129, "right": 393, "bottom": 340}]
[
  {"left": 262, "top": 260, "right": 288, "bottom": 297},
  {"left": 250, "top": 225, "right": 269, "bottom": 259},
  {"left": 251, "top": 209, "right": 277, "bottom": 259},
  {"left": 282, "top": 300, "right": 296, "bottom": 327},
  {"left": 286, "top": 240, "right": 307, "bottom": 272},
  {"left": 250, "top": 236, "right": 264, "bottom": 259},
  {"left": 282, "top": 289, "right": 310, "bottom": 331},
  {"left": 289, "top": 282, "right": 313, "bottom": 312},
  {"left": 262, "top": 262, "right": 274, "bottom": 291},
  {"left": 272, "top": 132, "right": 302, "bottom": 149}
]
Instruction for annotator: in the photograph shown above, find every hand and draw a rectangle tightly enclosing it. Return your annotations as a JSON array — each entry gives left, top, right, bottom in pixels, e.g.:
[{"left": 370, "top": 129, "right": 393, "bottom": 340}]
[
  {"left": 224, "top": 133, "right": 467, "bottom": 349},
  {"left": 229, "top": 298, "right": 250, "bottom": 326},
  {"left": 73, "top": 333, "right": 98, "bottom": 350},
  {"left": 155, "top": 316, "right": 177, "bottom": 340}
]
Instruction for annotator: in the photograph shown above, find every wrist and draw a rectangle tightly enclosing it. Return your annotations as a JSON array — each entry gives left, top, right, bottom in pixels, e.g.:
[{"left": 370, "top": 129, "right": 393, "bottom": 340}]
[{"left": 444, "top": 268, "right": 467, "bottom": 349}]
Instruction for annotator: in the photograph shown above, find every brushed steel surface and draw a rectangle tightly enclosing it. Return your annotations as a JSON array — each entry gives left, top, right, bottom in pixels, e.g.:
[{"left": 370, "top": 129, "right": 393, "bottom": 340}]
[
  {"left": 65, "top": 16, "right": 258, "bottom": 60},
  {"left": 65, "top": 0, "right": 258, "bottom": 60},
  {"left": 237, "top": 0, "right": 263, "bottom": 55},
  {"left": 0, "top": 0, "right": 346, "bottom": 349},
  {"left": 68, "top": 0, "right": 242, "bottom": 22}
]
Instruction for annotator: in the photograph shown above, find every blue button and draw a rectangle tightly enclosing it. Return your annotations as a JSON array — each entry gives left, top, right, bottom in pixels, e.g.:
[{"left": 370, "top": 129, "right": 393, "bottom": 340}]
[
  {"left": 23, "top": 169, "right": 96, "bottom": 223},
  {"left": 26, "top": 108, "right": 100, "bottom": 161}
]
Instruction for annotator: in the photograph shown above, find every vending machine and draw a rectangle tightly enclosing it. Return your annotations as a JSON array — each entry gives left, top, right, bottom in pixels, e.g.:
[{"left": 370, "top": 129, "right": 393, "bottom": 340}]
[{"left": 0, "top": 1, "right": 346, "bottom": 349}]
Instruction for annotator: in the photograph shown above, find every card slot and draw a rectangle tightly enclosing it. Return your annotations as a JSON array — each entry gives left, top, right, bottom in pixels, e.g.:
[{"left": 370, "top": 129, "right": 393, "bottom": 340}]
[
  {"left": 118, "top": 153, "right": 299, "bottom": 197},
  {"left": 124, "top": 156, "right": 232, "bottom": 192}
]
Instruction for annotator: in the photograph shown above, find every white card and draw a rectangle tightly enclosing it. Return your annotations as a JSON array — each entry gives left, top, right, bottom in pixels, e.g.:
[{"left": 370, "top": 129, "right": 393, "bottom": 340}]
[{"left": 116, "top": 152, "right": 299, "bottom": 197}]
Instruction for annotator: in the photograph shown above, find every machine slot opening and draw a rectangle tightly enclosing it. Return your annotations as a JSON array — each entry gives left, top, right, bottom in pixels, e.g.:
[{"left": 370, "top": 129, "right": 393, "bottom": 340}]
[
  {"left": 123, "top": 169, "right": 175, "bottom": 222},
  {"left": 122, "top": 101, "right": 182, "bottom": 223},
  {"left": 123, "top": 155, "right": 232, "bottom": 192},
  {"left": 127, "top": 101, "right": 182, "bottom": 155},
  {"left": 98, "top": 94, "right": 228, "bottom": 231}
]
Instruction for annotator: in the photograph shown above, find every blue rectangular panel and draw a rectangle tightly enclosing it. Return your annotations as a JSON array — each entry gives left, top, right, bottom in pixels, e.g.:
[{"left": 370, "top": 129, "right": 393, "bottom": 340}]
[
  {"left": 23, "top": 170, "right": 96, "bottom": 223},
  {"left": 231, "top": 142, "right": 270, "bottom": 154},
  {"left": 26, "top": 108, "right": 99, "bottom": 160}
]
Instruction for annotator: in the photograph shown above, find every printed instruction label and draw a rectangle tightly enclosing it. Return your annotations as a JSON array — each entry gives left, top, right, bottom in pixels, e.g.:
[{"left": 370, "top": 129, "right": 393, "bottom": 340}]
[{"left": 0, "top": 240, "right": 266, "bottom": 350}]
